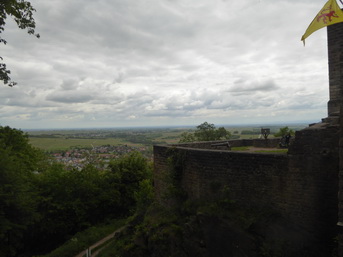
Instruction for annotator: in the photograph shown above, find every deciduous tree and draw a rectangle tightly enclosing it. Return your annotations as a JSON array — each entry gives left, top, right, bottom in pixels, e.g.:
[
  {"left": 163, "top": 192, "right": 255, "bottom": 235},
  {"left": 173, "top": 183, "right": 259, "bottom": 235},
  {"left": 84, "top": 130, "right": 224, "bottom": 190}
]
[
  {"left": 0, "top": 126, "right": 43, "bottom": 256},
  {"left": 179, "top": 122, "right": 231, "bottom": 142},
  {"left": 273, "top": 126, "right": 295, "bottom": 137},
  {"left": 109, "top": 152, "right": 152, "bottom": 214},
  {"left": 0, "top": 0, "right": 39, "bottom": 86},
  {"left": 178, "top": 131, "right": 195, "bottom": 143}
]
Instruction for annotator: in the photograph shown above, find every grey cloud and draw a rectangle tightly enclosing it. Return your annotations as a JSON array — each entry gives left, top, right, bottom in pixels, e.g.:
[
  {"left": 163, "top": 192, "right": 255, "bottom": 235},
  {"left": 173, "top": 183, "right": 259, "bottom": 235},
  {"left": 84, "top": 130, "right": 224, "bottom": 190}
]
[
  {"left": 60, "top": 79, "right": 78, "bottom": 90},
  {"left": 0, "top": 0, "right": 330, "bottom": 129},
  {"left": 144, "top": 109, "right": 188, "bottom": 118},
  {"left": 46, "top": 92, "right": 93, "bottom": 103},
  {"left": 230, "top": 79, "right": 279, "bottom": 94},
  {"left": 0, "top": 87, "right": 52, "bottom": 108},
  {"left": 113, "top": 71, "right": 125, "bottom": 84},
  {"left": 283, "top": 95, "right": 327, "bottom": 111}
]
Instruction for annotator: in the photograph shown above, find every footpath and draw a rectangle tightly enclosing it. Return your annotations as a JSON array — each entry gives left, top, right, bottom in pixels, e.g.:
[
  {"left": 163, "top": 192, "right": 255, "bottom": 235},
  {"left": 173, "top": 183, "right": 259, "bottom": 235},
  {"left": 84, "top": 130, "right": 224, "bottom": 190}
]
[{"left": 75, "top": 226, "right": 126, "bottom": 257}]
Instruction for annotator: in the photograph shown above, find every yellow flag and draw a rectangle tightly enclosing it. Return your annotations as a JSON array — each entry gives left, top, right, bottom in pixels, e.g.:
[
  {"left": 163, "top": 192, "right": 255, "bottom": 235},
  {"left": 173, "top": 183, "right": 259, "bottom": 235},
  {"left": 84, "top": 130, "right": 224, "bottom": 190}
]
[{"left": 301, "top": 0, "right": 343, "bottom": 43}]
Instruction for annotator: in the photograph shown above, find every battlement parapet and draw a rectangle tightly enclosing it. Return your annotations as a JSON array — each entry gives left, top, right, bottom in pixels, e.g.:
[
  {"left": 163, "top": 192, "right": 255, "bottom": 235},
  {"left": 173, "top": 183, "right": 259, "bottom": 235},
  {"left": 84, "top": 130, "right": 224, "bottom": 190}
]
[
  {"left": 153, "top": 126, "right": 339, "bottom": 254},
  {"left": 174, "top": 138, "right": 281, "bottom": 150}
]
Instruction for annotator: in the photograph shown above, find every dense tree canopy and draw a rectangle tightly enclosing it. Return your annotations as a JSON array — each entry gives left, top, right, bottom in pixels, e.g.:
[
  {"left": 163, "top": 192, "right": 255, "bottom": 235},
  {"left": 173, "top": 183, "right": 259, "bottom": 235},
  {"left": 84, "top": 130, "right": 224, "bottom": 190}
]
[
  {"left": 108, "top": 152, "right": 153, "bottom": 214},
  {"left": 179, "top": 122, "right": 231, "bottom": 143},
  {"left": 0, "top": 126, "right": 153, "bottom": 256},
  {"left": 0, "top": 126, "right": 43, "bottom": 256},
  {"left": 0, "top": 0, "right": 39, "bottom": 86},
  {"left": 30, "top": 163, "right": 123, "bottom": 252},
  {"left": 273, "top": 126, "right": 295, "bottom": 137}
]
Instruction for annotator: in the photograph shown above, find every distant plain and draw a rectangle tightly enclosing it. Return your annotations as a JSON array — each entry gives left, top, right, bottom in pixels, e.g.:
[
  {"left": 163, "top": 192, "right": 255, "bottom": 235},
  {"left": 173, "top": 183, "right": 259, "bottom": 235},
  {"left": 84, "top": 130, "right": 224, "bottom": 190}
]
[{"left": 27, "top": 124, "right": 308, "bottom": 152}]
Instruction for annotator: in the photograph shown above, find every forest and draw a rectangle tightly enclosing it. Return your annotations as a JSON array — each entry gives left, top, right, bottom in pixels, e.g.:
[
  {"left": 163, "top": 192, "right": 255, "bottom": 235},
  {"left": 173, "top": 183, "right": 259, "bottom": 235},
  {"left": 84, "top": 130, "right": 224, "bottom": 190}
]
[{"left": 0, "top": 126, "right": 153, "bottom": 257}]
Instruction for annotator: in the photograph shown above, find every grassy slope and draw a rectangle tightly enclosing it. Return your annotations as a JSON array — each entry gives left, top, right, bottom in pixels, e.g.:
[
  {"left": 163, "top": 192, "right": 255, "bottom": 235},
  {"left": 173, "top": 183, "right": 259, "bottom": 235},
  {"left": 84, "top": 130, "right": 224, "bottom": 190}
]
[{"left": 37, "top": 219, "right": 127, "bottom": 257}]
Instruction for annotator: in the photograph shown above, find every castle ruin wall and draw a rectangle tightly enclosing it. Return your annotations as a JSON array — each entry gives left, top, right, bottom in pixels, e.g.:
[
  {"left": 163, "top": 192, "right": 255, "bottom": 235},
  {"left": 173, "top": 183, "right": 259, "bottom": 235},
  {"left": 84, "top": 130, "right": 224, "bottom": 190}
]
[{"left": 154, "top": 126, "right": 339, "bottom": 244}]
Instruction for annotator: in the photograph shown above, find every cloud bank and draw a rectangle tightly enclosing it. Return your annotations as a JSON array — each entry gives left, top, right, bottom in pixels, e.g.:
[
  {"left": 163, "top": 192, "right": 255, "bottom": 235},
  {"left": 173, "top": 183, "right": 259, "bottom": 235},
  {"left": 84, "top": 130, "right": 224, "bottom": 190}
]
[{"left": 0, "top": 0, "right": 334, "bottom": 129}]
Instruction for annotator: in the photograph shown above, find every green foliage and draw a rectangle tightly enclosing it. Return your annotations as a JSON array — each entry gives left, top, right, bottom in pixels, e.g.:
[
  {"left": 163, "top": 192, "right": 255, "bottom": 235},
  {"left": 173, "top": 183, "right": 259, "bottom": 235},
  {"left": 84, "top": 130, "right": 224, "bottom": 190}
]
[
  {"left": 134, "top": 179, "right": 154, "bottom": 214},
  {"left": 194, "top": 121, "right": 216, "bottom": 140},
  {"left": 230, "top": 147, "right": 288, "bottom": 154},
  {"left": 194, "top": 122, "right": 231, "bottom": 141},
  {"left": 0, "top": 126, "right": 44, "bottom": 256},
  {"left": 0, "top": 126, "right": 44, "bottom": 169},
  {"left": 99, "top": 203, "right": 182, "bottom": 257},
  {"left": 215, "top": 126, "right": 230, "bottom": 140},
  {"left": 273, "top": 126, "right": 295, "bottom": 137},
  {"left": 32, "top": 152, "right": 152, "bottom": 253},
  {"left": 0, "top": 126, "right": 154, "bottom": 256},
  {"left": 0, "top": 0, "right": 40, "bottom": 86},
  {"left": 167, "top": 149, "right": 185, "bottom": 185},
  {"left": 178, "top": 131, "right": 195, "bottom": 143},
  {"left": 164, "top": 148, "right": 188, "bottom": 206},
  {"left": 255, "top": 149, "right": 288, "bottom": 154},
  {"left": 109, "top": 152, "right": 153, "bottom": 214},
  {"left": 39, "top": 219, "right": 126, "bottom": 257},
  {"left": 31, "top": 163, "right": 123, "bottom": 252},
  {"left": 99, "top": 189, "right": 255, "bottom": 257},
  {"left": 179, "top": 122, "right": 231, "bottom": 143}
]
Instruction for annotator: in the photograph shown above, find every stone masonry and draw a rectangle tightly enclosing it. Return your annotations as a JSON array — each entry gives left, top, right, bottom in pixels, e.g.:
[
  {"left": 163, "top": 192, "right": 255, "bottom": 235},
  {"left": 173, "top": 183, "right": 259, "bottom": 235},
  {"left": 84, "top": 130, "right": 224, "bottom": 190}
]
[{"left": 327, "top": 22, "right": 343, "bottom": 119}]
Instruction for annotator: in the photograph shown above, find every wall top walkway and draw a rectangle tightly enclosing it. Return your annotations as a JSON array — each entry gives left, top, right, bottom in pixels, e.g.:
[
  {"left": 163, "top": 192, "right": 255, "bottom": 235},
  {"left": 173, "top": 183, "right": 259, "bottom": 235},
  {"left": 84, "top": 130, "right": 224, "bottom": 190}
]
[{"left": 161, "top": 138, "right": 283, "bottom": 151}]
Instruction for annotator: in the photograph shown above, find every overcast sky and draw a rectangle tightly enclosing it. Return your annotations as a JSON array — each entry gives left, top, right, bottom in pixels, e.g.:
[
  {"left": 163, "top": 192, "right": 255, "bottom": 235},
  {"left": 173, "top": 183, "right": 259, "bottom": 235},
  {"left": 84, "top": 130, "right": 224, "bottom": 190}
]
[{"left": 0, "top": 0, "right": 338, "bottom": 129}]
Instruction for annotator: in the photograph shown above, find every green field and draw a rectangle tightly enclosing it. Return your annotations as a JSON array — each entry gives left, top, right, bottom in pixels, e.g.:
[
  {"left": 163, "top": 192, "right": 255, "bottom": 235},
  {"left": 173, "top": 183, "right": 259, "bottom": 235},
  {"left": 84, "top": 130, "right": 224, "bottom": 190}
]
[
  {"left": 28, "top": 137, "right": 142, "bottom": 151},
  {"left": 27, "top": 128, "right": 189, "bottom": 151},
  {"left": 28, "top": 131, "right": 184, "bottom": 151},
  {"left": 27, "top": 124, "right": 307, "bottom": 152}
]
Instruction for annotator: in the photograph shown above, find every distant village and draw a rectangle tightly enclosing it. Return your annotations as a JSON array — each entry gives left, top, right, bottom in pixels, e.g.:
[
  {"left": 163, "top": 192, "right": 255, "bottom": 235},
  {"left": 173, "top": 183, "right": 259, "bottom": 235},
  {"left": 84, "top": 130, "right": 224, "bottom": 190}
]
[{"left": 50, "top": 144, "right": 152, "bottom": 170}]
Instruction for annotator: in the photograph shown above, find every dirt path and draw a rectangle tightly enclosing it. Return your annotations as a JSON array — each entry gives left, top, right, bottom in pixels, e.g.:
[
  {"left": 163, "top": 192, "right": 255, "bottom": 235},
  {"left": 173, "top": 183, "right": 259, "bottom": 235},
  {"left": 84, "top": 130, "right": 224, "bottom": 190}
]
[{"left": 75, "top": 226, "right": 126, "bottom": 257}]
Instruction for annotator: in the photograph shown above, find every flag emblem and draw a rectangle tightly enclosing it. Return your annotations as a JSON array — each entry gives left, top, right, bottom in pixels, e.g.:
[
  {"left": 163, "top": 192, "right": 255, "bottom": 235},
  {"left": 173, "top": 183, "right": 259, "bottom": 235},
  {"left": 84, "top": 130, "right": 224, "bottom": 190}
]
[
  {"left": 301, "top": 0, "right": 343, "bottom": 44},
  {"left": 317, "top": 7, "right": 339, "bottom": 23}
]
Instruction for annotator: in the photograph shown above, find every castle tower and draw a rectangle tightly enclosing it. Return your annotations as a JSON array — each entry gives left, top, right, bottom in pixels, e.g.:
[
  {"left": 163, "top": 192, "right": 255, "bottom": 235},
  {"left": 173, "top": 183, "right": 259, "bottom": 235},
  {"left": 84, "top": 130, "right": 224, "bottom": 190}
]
[
  {"left": 327, "top": 22, "right": 343, "bottom": 121},
  {"left": 329, "top": 20, "right": 343, "bottom": 257},
  {"left": 328, "top": 21, "right": 343, "bottom": 215}
]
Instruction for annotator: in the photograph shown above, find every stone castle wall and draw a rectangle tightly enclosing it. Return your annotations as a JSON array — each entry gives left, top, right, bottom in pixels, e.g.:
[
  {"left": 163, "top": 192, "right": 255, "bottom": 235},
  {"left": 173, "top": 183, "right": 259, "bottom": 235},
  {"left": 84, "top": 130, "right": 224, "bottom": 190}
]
[
  {"left": 327, "top": 22, "right": 343, "bottom": 117},
  {"left": 174, "top": 138, "right": 281, "bottom": 149},
  {"left": 327, "top": 17, "right": 343, "bottom": 257},
  {"left": 154, "top": 144, "right": 288, "bottom": 209},
  {"left": 153, "top": 125, "right": 339, "bottom": 252}
]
